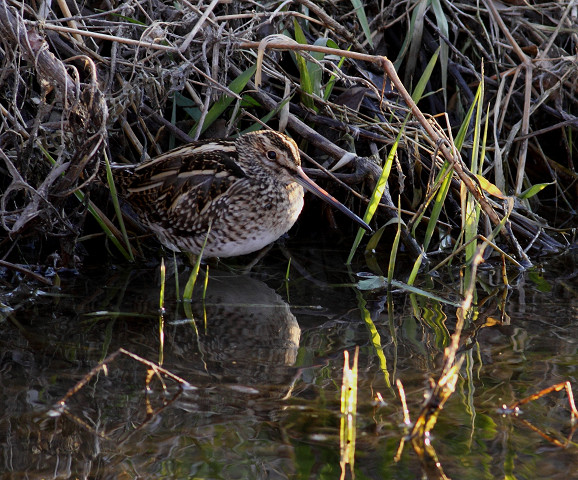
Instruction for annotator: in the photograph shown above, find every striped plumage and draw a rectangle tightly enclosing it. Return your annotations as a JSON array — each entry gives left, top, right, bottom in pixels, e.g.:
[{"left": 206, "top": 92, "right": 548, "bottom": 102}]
[{"left": 113, "top": 130, "right": 370, "bottom": 258}]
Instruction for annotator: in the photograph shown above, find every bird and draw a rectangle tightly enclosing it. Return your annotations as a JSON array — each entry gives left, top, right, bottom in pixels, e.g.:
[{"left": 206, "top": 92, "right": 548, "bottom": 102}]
[{"left": 112, "top": 130, "right": 371, "bottom": 258}]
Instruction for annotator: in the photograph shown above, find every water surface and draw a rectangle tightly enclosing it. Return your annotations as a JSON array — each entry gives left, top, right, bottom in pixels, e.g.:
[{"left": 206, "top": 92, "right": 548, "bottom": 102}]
[{"left": 1, "top": 245, "right": 577, "bottom": 479}]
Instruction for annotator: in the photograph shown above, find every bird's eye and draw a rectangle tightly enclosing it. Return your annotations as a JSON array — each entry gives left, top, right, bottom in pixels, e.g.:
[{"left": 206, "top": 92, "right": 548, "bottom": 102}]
[{"left": 267, "top": 150, "right": 277, "bottom": 160}]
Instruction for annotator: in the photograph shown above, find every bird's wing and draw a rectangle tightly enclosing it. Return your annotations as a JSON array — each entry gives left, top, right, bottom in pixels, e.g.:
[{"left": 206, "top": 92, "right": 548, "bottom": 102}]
[{"left": 125, "top": 142, "right": 247, "bottom": 233}]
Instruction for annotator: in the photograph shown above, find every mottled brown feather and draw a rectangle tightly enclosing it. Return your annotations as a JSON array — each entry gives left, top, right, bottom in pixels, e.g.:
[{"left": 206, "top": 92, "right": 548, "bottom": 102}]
[
  {"left": 111, "top": 130, "right": 368, "bottom": 257},
  {"left": 125, "top": 141, "right": 246, "bottom": 235}
]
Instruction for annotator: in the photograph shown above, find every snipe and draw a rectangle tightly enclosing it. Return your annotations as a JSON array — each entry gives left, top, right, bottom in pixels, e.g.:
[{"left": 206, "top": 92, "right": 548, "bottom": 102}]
[{"left": 114, "top": 130, "right": 370, "bottom": 258}]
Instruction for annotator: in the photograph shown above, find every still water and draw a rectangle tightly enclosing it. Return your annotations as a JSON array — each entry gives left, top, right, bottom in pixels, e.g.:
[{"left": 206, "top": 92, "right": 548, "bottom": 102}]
[{"left": 1, "top": 244, "right": 577, "bottom": 479}]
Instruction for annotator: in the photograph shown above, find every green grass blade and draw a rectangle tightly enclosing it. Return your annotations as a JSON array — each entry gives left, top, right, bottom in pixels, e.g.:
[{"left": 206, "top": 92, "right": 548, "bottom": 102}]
[
  {"left": 422, "top": 162, "right": 452, "bottom": 252},
  {"left": 183, "top": 222, "right": 211, "bottom": 319},
  {"left": 407, "top": 252, "right": 424, "bottom": 286},
  {"left": 355, "top": 289, "right": 391, "bottom": 388},
  {"left": 431, "top": 0, "right": 449, "bottom": 106},
  {"left": 518, "top": 182, "right": 555, "bottom": 199},
  {"left": 393, "top": 1, "right": 419, "bottom": 69},
  {"left": 387, "top": 201, "right": 403, "bottom": 285},
  {"left": 454, "top": 80, "right": 482, "bottom": 150},
  {"left": 395, "top": 0, "right": 428, "bottom": 76},
  {"left": 480, "top": 103, "right": 490, "bottom": 173},
  {"left": 325, "top": 55, "right": 347, "bottom": 100},
  {"left": 464, "top": 76, "right": 485, "bottom": 266},
  {"left": 339, "top": 347, "right": 359, "bottom": 478},
  {"left": 103, "top": 11, "right": 147, "bottom": 25},
  {"left": 239, "top": 94, "right": 293, "bottom": 134},
  {"left": 308, "top": 38, "right": 329, "bottom": 98},
  {"left": 470, "top": 75, "right": 484, "bottom": 175},
  {"left": 188, "top": 65, "right": 257, "bottom": 136},
  {"left": 308, "top": 37, "right": 341, "bottom": 100},
  {"left": 293, "top": 19, "right": 316, "bottom": 110},
  {"left": 104, "top": 151, "right": 134, "bottom": 261},
  {"left": 39, "top": 144, "right": 133, "bottom": 260},
  {"left": 421, "top": 61, "right": 481, "bottom": 254},
  {"left": 202, "top": 264, "right": 209, "bottom": 303},
  {"left": 350, "top": 0, "right": 374, "bottom": 48},
  {"left": 347, "top": 49, "right": 439, "bottom": 264},
  {"left": 159, "top": 259, "right": 166, "bottom": 364},
  {"left": 364, "top": 223, "right": 387, "bottom": 253},
  {"left": 183, "top": 255, "right": 202, "bottom": 303},
  {"left": 159, "top": 258, "right": 166, "bottom": 311},
  {"left": 412, "top": 46, "right": 440, "bottom": 103},
  {"left": 347, "top": 136, "right": 399, "bottom": 264},
  {"left": 357, "top": 275, "right": 461, "bottom": 307}
]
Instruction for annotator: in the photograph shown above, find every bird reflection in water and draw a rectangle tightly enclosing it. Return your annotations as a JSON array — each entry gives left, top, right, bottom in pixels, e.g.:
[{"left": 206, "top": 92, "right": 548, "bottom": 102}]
[{"left": 172, "top": 270, "right": 301, "bottom": 387}]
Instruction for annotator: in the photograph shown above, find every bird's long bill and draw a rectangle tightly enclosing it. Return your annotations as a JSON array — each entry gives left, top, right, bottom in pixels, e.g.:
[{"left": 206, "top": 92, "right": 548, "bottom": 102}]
[{"left": 295, "top": 167, "right": 372, "bottom": 232}]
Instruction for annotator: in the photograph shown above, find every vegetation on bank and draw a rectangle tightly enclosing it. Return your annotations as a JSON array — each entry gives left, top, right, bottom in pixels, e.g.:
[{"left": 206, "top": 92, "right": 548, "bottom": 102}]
[{"left": 0, "top": 1, "right": 575, "bottom": 270}]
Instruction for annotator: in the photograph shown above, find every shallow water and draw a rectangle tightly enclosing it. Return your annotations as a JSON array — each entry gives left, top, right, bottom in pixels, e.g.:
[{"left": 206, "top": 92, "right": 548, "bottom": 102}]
[{"left": 1, "top": 244, "right": 577, "bottom": 479}]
